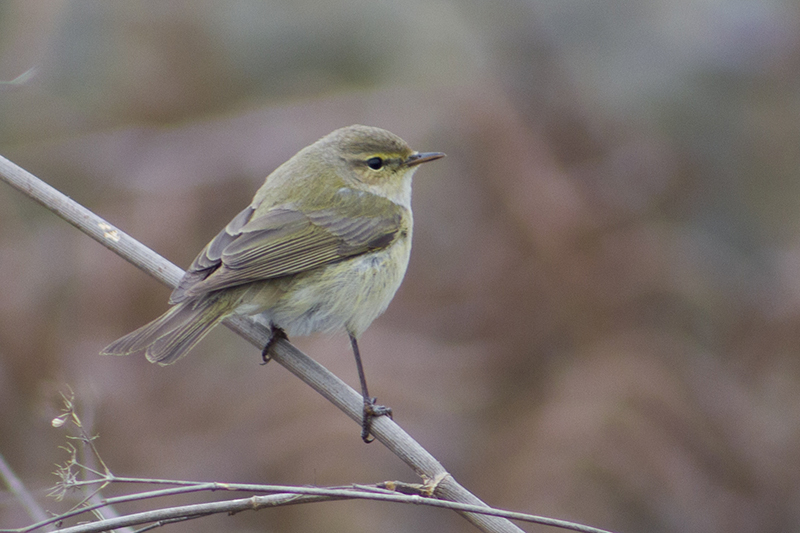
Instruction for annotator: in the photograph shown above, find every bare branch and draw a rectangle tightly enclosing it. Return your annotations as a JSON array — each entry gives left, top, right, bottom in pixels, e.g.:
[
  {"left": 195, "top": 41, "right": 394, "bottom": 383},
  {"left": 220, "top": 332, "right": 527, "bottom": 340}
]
[
  {"left": 0, "top": 453, "right": 50, "bottom": 526},
  {"left": 6, "top": 475, "right": 616, "bottom": 533},
  {"left": 0, "top": 67, "right": 38, "bottom": 90}
]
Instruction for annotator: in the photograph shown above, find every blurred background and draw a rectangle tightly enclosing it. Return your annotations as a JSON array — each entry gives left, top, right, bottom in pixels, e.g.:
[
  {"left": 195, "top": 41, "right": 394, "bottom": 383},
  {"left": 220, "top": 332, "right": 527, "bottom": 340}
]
[{"left": 1, "top": 1, "right": 799, "bottom": 532}]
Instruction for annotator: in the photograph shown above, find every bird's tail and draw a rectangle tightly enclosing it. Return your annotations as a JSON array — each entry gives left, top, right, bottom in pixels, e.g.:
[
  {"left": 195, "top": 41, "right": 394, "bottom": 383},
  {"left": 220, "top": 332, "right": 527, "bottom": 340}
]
[{"left": 100, "top": 297, "right": 231, "bottom": 366}]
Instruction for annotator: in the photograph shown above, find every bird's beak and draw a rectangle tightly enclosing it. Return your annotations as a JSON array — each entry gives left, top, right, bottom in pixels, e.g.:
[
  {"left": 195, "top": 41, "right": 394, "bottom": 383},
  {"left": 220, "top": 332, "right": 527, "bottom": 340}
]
[{"left": 405, "top": 152, "right": 446, "bottom": 167}]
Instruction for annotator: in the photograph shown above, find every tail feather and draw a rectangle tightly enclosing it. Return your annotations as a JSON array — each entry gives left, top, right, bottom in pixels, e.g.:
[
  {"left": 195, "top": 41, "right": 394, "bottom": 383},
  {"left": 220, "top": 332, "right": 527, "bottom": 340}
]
[{"left": 101, "top": 298, "right": 230, "bottom": 366}]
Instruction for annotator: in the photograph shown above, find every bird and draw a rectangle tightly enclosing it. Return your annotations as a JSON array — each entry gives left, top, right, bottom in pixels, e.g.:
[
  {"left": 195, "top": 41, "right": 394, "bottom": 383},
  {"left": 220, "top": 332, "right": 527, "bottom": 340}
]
[{"left": 102, "top": 124, "right": 445, "bottom": 442}]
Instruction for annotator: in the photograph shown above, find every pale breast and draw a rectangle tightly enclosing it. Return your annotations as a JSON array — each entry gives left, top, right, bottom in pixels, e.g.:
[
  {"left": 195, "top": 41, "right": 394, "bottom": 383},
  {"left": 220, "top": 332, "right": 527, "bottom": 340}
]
[{"left": 258, "top": 233, "right": 412, "bottom": 338}]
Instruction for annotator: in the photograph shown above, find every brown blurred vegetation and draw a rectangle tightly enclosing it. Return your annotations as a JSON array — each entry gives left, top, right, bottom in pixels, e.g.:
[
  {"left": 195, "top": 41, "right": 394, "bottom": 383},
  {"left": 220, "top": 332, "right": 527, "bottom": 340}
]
[{"left": 2, "top": 2, "right": 800, "bottom": 532}]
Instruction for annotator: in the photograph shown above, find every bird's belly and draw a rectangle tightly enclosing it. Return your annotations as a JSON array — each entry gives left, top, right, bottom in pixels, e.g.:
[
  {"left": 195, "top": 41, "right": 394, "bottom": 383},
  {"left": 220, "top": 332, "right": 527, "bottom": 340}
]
[{"left": 256, "top": 240, "right": 411, "bottom": 338}]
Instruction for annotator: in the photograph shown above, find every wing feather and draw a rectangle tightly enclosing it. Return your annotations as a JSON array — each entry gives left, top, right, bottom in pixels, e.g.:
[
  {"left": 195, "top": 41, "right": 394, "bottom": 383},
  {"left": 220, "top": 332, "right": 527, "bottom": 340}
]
[{"left": 170, "top": 192, "right": 406, "bottom": 303}]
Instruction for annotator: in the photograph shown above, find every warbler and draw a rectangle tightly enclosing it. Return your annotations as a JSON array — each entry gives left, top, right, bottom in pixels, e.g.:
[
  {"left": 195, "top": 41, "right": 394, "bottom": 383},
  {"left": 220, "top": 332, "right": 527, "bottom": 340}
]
[{"left": 101, "top": 125, "right": 444, "bottom": 442}]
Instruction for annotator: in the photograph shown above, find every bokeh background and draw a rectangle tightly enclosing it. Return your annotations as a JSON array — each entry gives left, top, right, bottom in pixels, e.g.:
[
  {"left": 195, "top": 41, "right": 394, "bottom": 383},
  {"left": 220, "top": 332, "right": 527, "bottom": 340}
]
[{"left": 1, "top": 1, "right": 800, "bottom": 532}]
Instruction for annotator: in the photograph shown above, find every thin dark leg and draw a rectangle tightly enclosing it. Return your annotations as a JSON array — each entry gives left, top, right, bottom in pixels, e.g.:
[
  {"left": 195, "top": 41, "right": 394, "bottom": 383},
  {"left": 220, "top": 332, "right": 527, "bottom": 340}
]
[
  {"left": 262, "top": 324, "right": 287, "bottom": 364},
  {"left": 350, "top": 334, "right": 392, "bottom": 443}
]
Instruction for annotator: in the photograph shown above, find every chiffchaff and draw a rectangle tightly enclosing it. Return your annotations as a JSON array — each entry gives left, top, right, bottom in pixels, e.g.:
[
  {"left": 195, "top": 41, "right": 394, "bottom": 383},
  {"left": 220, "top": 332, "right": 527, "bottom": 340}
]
[{"left": 102, "top": 125, "right": 444, "bottom": 442}]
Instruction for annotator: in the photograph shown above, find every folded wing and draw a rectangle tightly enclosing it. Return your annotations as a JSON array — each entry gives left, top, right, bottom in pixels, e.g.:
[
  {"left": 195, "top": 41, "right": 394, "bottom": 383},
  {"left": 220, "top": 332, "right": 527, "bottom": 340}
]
[{"left": 170, "top": 191, "right": 405, "bottom": 303}]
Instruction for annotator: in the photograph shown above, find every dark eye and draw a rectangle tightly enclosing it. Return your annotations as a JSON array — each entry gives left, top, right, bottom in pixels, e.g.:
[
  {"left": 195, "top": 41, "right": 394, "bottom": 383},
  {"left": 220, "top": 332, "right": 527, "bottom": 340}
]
[{"left": 366, "top": 157, "right": 383, "bottom": 170}]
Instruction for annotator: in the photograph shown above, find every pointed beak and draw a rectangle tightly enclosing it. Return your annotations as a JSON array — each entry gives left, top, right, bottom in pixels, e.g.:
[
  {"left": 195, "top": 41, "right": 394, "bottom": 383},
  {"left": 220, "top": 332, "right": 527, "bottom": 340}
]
[{"left": 405, "top": 151, "right": 446, "bottom": 167}]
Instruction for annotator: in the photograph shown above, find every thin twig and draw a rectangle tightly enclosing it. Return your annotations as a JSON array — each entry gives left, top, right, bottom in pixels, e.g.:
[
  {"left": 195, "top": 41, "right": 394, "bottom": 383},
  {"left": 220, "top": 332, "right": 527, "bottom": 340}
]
[
  {"left": 0, "top": 453, "right": 50, "bottom": 526},
  {"left": 48, "top": 392, "right": 136, "bottom": 533},
  {"left": 0, "top": 67, "right": 37, "bottom": 90},
  {"left": 3, "top": 477, "right": 616, "bottom": 533}
]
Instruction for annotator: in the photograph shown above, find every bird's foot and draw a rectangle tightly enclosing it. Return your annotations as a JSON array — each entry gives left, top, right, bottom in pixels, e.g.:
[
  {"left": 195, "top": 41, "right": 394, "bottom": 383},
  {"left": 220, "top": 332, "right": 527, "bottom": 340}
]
[
  {"left": 261, "top": 325, "right": 288, "bottom": 364},
  {"left": 361, "top": 397, "right": 393, "bottom": 443}
]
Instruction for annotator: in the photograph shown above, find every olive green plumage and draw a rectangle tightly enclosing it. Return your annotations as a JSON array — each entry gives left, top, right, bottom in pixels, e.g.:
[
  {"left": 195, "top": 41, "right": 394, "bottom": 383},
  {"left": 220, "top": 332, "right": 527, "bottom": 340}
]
[{"left": 102, "top": 125, "right": 444, "bottom": 365}]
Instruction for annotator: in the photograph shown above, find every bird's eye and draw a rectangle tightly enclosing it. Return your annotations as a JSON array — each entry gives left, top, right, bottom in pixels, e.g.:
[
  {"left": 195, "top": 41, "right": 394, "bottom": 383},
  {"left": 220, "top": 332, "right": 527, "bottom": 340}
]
[{"left": 366, "top": 157, "right": 384, "bottom": 170}]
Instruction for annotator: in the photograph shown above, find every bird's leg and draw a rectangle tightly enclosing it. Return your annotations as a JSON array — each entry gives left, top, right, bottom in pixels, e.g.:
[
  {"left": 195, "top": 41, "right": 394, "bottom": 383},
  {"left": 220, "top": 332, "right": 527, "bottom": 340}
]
[
  {"left": 262, "top": 324, "right": 287, "bottom": 364},
  {"left": 350, "top": 334, "right": 392, "bottom": 443}
]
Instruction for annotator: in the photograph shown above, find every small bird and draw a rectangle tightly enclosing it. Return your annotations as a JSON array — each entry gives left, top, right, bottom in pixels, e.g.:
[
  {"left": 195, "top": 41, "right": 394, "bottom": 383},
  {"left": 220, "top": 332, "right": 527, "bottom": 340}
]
[{"left": 102, "top": 125, "right": 444, "bottom": 442}]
